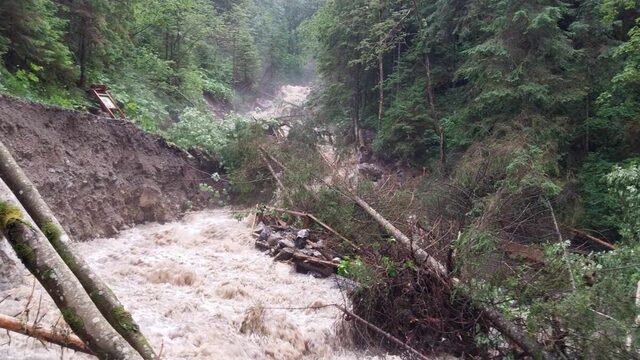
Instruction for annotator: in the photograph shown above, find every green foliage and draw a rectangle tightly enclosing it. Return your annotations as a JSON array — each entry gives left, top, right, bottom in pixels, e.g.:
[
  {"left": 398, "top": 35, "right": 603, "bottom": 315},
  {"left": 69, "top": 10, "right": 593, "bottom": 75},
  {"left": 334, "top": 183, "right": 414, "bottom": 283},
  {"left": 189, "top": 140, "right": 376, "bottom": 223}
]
[
  {"left": 165, "top": 108, "right": 247, "bottom": 156},
  {"left": 0, "top": 0, "right": 319, "bottom": 134},
  {"left": 373, "top": 82, "right": 439, "bottom": 162},
  {"left": 606, "top": 162, "right": 640, "bottom": 242},
  {"left": 337, "top": 256, "right": 375, "bottom": 286},
  {"left": 577, "top": 155, "right": 619, "bottom": 231}
]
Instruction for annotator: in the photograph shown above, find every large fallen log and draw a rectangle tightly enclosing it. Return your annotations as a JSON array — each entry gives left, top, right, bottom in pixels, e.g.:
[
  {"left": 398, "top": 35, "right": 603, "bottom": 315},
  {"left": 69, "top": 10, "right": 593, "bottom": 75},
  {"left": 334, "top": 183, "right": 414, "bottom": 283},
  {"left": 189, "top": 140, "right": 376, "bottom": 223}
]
[
  {"left": 0, "top": 179, "right": 141, "bottom": 359},
  {"left": 0, "top": 313, "right": 93, "bottom": 355},
  {"left": 0, "top": 140, "right": 156, "bottom": 360},
  {"left": 351, "top": 194, "right": 555, "bottom": 360},
  {"left": 351, "top": 195, "right": 448, "bottom": 277},
  {"left": 260, "top": 148, "right": 556, "bottom": 359}
]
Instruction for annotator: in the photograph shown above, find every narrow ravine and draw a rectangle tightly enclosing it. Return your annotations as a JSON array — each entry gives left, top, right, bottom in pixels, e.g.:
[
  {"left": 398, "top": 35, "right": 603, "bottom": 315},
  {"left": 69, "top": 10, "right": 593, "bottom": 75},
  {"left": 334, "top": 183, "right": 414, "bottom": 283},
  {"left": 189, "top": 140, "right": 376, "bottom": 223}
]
[
  {"left": 0, "top": 85, "right": 401, "bottom": 359},
  {"left": 1, "top": 210, "right": 397, "bottom": 359}
]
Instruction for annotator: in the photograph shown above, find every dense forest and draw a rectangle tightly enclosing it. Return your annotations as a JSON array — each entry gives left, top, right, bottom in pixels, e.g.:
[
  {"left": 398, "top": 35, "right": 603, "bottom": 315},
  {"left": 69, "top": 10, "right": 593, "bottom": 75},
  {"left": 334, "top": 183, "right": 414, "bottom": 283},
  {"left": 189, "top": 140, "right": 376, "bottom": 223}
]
[
  {"left": 1, "top": 0, "right": 640, "bottom": 359},
  {"left": 0, "top": 0, "right": 320, "bottom": 128},
  {"left": 303, "top": 0, "right": 640, "bottom": 357}
]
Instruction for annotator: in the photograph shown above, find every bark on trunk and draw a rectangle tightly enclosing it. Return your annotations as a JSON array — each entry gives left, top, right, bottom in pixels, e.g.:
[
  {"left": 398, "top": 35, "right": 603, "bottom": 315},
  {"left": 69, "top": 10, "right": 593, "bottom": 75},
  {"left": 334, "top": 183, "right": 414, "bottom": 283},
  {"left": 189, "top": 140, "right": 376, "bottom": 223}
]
[
  {"left": 0, "top": 180, "right": 141, "bottom": 360},
  {"left": 627, "top": 280, "right": 640, "bottom": 352},
  {"left": 378, "top": 54, "right": 384, "bottom": 124},
  {"left": 0, "top": 141, "right": 156, "bottom": 360},
  {"left": 0, "top": 313, "right": 93, "bottom": 355},
  {"left": 352, "top": 194, "right": 448, "bottom": 277}
]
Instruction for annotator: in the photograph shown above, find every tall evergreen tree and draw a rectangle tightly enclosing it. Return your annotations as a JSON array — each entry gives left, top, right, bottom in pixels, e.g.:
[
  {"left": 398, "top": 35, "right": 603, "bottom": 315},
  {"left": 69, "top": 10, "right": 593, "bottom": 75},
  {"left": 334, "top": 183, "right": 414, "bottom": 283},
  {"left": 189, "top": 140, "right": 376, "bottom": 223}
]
[{"left": 0, "top": 0, "right": 74, "bottom": 82}]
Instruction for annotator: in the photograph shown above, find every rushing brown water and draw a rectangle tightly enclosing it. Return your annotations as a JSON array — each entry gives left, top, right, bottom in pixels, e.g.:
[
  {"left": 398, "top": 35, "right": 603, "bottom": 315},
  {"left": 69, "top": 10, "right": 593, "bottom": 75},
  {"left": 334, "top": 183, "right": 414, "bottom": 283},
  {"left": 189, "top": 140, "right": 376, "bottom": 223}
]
[
  {"left": 0, "top": 210, "right": 401, "bottom": 359},
  {"left": 0, "top": 86, "right": 405, "bottom": 359}
]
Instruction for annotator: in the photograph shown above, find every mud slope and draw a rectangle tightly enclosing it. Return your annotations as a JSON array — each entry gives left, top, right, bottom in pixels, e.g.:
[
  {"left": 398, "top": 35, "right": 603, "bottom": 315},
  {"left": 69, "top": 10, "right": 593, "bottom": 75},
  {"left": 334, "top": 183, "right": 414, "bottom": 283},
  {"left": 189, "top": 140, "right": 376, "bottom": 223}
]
[{"left": 0, "top": 95, "right": 218, "bottom": 240}]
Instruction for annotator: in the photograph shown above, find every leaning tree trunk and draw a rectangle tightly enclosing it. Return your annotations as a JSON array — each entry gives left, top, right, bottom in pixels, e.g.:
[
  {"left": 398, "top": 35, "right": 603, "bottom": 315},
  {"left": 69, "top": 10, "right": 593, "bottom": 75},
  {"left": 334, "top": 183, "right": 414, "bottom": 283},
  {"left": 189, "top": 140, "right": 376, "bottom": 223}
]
[
  {"left": 351, "top": 193, "right": 555, "bottom": 360},
  {"left": 258, "top": 149, "right": 554, "bottom": 359},
  {"left": 0, "top": 141, "right": 156, "bottom": 359},
  {"left": 0, "top": 180, "right": 141, "bottom": 359}
]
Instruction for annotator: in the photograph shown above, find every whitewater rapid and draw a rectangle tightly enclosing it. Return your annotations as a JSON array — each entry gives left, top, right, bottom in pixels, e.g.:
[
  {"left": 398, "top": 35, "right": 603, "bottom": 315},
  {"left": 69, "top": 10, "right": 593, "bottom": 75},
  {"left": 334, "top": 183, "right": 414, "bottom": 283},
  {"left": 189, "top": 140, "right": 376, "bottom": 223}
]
[
  {"left": 0, "top": 210, "right": 400, "bottom": 359},
  {"left": 0, "top": 85, "right": 406, "bottom": 359}
]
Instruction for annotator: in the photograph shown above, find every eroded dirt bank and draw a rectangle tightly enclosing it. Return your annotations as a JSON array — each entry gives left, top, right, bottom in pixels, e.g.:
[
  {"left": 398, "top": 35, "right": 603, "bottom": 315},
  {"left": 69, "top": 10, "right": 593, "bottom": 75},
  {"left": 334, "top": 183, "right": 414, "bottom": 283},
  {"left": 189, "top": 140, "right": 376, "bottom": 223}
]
[{"left": 0, "top": 95, "right": 218, "bottom": 240}]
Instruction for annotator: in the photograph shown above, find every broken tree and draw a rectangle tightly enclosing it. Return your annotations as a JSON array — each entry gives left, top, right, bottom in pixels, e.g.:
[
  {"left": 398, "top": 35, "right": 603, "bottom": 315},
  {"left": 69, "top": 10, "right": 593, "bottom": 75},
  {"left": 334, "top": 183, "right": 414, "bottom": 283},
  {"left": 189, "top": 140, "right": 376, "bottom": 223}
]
[
  {"left": 0, "top": 179, "right": 141, "bottom": 359},
  {"left": 350, "top": 193, "right": 556, "bottom": 360},
  {"left": 0, "top": 313, "right": 92, "bottom": 355},
  {"left": 259, "top": 149, "right": 555, "bottom": 360},
  {"left": 0, "top": 140, "right": 156, "bottom": 360}
]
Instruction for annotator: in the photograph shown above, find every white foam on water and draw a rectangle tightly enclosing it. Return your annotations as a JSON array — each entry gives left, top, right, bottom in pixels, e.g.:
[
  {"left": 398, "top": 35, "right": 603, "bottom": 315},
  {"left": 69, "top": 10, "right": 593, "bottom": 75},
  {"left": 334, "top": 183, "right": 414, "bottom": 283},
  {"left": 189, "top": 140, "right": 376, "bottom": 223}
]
[{"left": 0, "top": 210, "right": 400, "bottom": 360}]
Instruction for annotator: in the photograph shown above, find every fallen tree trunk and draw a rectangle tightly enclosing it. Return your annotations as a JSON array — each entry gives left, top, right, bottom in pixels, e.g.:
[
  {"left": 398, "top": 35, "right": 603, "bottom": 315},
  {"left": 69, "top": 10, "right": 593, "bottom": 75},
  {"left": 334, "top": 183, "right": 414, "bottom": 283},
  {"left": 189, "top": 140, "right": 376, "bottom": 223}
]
[
  {"left": 351, "top": 194, "right": 448, "bottom": 277},
  {"left": 351, "top": 194, "right": 555, "bottom": 360},
  {"left": 260, "top": 148, "right": 555, "bottom": 359},
  {"left": 0, "top": 179, "right": 141, "bottom": 359},
  {"left": 0, "top": 141, "right": 156, "bottom": 360},
  {"left": 0, "top": 313, "right": 93, "bottom": 355},
  {"left": 562, "top": 225, "right": 616, "bottom": 250}
]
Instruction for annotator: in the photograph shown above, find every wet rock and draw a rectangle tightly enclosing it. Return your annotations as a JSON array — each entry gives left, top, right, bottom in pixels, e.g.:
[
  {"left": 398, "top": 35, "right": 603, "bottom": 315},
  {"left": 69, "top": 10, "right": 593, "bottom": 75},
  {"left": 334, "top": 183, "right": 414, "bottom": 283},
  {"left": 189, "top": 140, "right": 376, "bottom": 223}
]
[
  {"left": 253, "top": 222, "right": 265, "bottom": 234},
  {"left": 267, "top": 233, "right": 282, "bottom": 247},
  {"left": 357, "top": 163, "right": 384, "bottom": 181},
  {"left": 255, "top": 240, "right": 270, "bottom": 251},
  {"left": 259, "top": 226, "right": 272, "bottom": 241},
  {"left": 295, "top": 229, "right": 309, "bottom": 249},
  {"left": 278, "top": 238, "right": 296, "bottom": 249},
  {"left": 334, "top": 275, "right": 360, "bottom": 291},
  {"left": 274, "top": 247, "right": 294, "bottom": 262}
]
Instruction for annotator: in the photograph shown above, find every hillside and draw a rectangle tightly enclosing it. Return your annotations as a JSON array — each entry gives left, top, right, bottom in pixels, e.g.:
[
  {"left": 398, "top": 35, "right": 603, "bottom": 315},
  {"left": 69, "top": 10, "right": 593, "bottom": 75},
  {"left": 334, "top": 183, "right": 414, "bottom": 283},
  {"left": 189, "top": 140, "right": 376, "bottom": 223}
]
[{"left": 0, "top": 95, "right": 218, "bottom": 240}]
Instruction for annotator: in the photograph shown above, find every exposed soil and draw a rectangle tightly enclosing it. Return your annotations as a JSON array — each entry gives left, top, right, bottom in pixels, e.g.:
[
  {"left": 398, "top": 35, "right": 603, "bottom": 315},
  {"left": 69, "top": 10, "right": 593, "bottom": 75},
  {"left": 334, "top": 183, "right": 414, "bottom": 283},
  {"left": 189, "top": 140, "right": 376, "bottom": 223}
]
[{"left": 0, "top": 95, "right": 219, "bottom": 241}]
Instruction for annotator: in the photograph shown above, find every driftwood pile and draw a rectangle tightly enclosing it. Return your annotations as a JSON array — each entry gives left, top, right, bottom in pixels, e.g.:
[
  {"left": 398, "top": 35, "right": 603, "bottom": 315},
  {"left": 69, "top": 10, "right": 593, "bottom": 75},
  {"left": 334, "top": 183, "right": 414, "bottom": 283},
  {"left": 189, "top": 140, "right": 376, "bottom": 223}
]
[{"left": 252, "top": 207, "right": 342, "bottom": 278}]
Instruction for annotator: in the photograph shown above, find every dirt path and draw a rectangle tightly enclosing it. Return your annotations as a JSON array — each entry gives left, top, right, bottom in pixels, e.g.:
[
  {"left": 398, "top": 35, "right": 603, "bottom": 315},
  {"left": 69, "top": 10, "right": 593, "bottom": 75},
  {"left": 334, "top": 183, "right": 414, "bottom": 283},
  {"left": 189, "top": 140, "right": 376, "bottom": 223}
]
[{"left": 0, "top": 210, "right": 397, "bottom": 359}]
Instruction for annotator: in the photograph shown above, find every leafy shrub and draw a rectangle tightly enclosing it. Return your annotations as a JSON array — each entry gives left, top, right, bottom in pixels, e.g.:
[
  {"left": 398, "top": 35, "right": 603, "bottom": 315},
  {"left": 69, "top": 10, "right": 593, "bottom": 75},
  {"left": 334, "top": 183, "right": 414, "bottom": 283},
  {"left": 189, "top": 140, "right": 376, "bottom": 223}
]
[
  {"left": 607, "top": 161, "right": 640, "bottom": 243},
  {"left": 165, "top": 107, "right": 245, "bottom": 155},
  {"left": 202, "top": 75, "right": 235, "bottom": 103}
]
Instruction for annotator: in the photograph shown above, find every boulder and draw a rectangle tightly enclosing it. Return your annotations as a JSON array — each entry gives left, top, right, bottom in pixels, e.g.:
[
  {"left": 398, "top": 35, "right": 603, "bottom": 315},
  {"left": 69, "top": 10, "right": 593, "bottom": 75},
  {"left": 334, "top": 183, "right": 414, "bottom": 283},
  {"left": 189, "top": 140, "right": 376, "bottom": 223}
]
[
  {"left": 357, "top": 163, "right": 384, "bottom": 181},
  {"left": 274, "top": 247, "right": 294, "bottom": 262},
  {"left": 295, "top": 229, "right": 310, "bottom": 249},
  {"left": 267, "top": 233, "right": 282, "bottom": 247},
  {"left": 278, "top": 238, "right": 296, "bottom": 249},
  {"left": 259, "top": 226, "right": 272, "bottom": 241}
]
